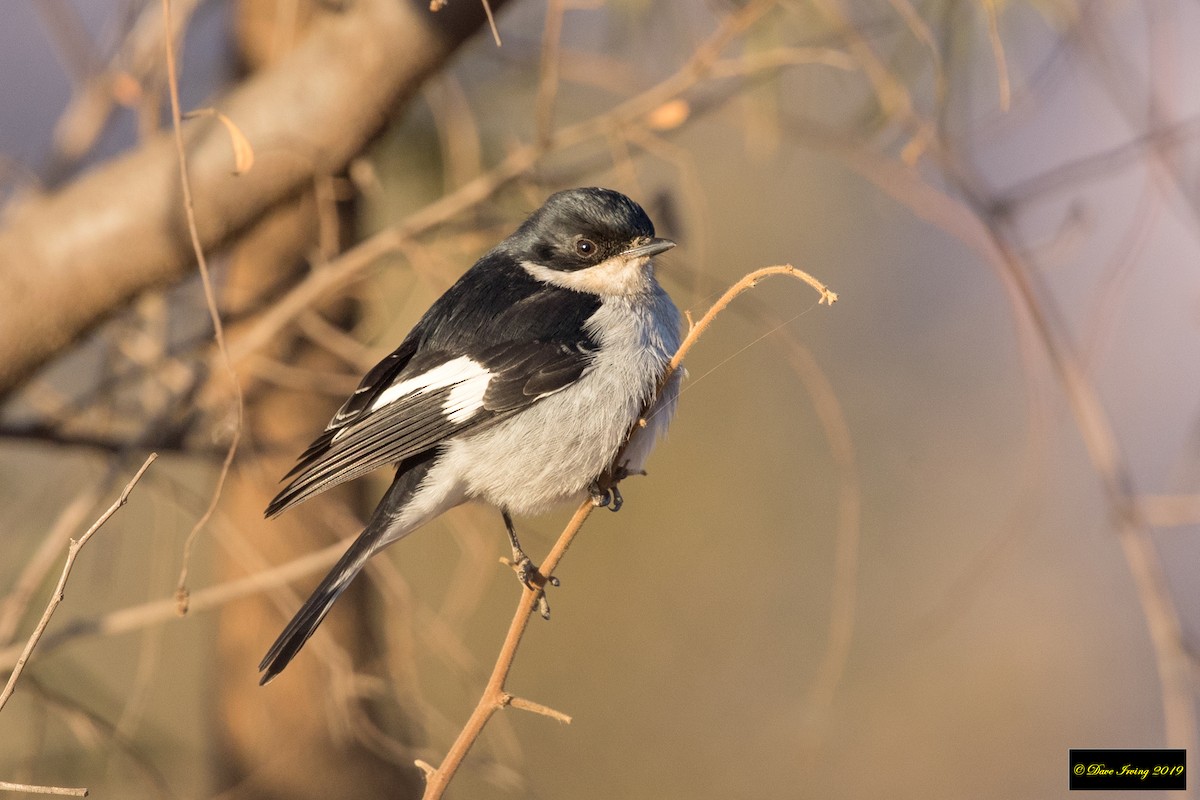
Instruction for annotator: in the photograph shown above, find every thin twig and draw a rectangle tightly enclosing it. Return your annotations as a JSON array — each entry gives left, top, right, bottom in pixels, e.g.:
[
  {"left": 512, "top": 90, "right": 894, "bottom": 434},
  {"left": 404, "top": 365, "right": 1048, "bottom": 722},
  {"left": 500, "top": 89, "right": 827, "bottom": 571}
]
[
  {"left": 534, "top": 0, "right": 565, "bottom": 145},
  {"left": 0, "top": 454, "right": 157, "bottom": 715},
  {"left": 28, "top": 678, "right": 175, "bottom": 798},
  {"left": 0, "top": 781, "right": 88, "bottom": 797},
  {"left": 418, "top": 266, "right": 836, "bottom": 799},
  {"left": 980, "top": 0, "right": 1011, "bottom": 112},
  {"left": 665, "top": 266, "right": 835, "bottom": 384},
  {"left": 1139, "top": 494, "right": 1200, "bottom": 527},
  {"left": 505, "top": 694, "right": 571, "bottom": 724},
  {"left": 0, "top": 471, "right": 114, "bottom": 645},
  {"left": 481, "top": 0, "right": 501, "bottom": 47},
  {"left": 159, "top": 0, "right": 244, "bottom": 614},
  {"left": 418, "top": 503, "right": 594, "bottom": 800},
  {"left": 0, "top": 535, "right": 351, "bottom": 671}
]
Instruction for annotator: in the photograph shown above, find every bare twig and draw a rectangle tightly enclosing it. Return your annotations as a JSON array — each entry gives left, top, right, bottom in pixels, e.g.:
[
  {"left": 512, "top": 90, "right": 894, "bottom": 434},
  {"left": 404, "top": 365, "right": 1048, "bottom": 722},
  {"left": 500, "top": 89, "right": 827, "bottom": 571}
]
[
  {"left": 29, "top": 677, "right": 174, "bottom": 798},
  {"left": 980, "top": 0, "right": 1011, "bottom": 112},
  {"left": 665, "top": 265, "right": 835, "bottom": 383},
  {"left": 0, "top": 453, "right": 157, "bottom": 714},
  {"left": 636, "top": 265, "right": 860, "bottom": 753},
  {"left": 423, "top": 75, "right": 484, "bottom": 194},
  {"left": 0, "top": 535, "right": 351, "bottom": 671},
  {"left": 418, "top": 265, "right": 836, "bottom": 799},
  {"left": 481, "top": 0, "right": 501, "bottom": 47},
  {"left": 534, "top": 0, "right": 566, "bottom": 145},
  {"left": 417, "top": 502, "right": 594, "bottom": 800},
  {"left": 0, "top": 472, "right": 114, "bottom": 645},
  {"left": 0, "top": 781, "right": 88, "bottom": 797},
  {"left": 885, "top": 0, "right": 944, "bottom": 105},
  {"left": 1139, "top": 495, "right": 1200, "bottom": 528},
  {"left": 159, "top": 0, "right": 244, "bottom": 614}
]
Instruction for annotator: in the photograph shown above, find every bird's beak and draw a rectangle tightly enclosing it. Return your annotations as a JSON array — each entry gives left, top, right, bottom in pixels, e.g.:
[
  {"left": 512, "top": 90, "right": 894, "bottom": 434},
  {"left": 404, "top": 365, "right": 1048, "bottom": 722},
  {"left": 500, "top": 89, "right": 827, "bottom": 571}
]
[{"left": 623, "top": 237, "right": 676, "bottom": 259}]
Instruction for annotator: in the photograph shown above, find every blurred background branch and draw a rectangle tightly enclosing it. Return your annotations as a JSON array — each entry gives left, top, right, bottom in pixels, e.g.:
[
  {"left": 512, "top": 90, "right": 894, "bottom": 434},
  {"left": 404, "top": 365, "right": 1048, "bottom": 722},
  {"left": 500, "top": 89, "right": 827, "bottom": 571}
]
[{"left": 0, "top": 0, "right": 508, "bottom": 396}]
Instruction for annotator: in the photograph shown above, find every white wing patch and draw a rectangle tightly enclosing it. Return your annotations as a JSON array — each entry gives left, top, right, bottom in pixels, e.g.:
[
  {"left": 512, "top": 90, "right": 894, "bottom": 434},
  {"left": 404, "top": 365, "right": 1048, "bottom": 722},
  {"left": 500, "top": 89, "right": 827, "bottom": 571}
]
[
  {"left": 443, "top": 371, "right": 492, "bottom": 423},
  {"left": 368, "top": 355, "right": 492, "bottom": 418}
]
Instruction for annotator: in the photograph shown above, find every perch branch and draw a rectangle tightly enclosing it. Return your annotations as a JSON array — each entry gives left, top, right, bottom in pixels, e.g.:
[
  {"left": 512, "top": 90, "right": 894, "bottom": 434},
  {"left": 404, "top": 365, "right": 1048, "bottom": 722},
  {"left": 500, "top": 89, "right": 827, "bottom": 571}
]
[{"left": 418, "top": 265, "right": 835, "bottom": 799}]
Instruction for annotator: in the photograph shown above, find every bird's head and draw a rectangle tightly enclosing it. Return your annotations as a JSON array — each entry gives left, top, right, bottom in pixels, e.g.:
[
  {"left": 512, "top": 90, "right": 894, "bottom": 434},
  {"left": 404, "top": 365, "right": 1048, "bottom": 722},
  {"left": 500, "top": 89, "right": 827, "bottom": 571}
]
[{"left": 511, "top": 187, "right": 676, "bottom": 297}]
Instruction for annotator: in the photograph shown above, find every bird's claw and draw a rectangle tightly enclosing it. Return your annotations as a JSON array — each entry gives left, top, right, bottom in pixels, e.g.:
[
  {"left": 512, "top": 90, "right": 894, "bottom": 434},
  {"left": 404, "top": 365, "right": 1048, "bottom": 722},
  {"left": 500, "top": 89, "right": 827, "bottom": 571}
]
[
  {"left": 510, "top": 554, "right": 559, "bottom": 620},
  {"left": 501, "top": 510, "right": 557, "bottom": 619},
  {"left": 535, "top": 593, "right": 552, "bottom": 620},
  {"left": 589, "top": 481, "right": 623, "bottom": 512}
]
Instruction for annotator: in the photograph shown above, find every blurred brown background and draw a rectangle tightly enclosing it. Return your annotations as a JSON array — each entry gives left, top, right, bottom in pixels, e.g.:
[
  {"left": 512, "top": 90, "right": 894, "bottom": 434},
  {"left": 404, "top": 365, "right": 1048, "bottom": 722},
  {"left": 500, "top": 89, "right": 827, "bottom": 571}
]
[{"left": 1, "top": 1, "right": 1198, "bottom": 798}]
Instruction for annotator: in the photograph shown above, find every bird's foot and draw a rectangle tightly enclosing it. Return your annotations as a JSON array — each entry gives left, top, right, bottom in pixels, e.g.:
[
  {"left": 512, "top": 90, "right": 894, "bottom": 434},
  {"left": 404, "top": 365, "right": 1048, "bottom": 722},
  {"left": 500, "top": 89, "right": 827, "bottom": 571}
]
[
  {"left": 589, "top": 463, "right": 644, "bottom": 512},
  {"left": 588, "top": 480, "right": 623, "bottom": 512},
  {"left": 501, "top": 510, "right": 558, "bottom": 619},
  {"left": 508, "top": 550, "right": 559, "bottom": 621}
]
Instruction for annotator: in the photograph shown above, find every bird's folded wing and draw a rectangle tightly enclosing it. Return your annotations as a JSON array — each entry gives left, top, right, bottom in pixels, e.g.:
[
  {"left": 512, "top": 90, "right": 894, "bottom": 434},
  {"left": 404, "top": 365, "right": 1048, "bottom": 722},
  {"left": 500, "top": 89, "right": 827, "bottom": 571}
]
[{"left": 265, "top": 341, "right": 593, "bottom": 517}]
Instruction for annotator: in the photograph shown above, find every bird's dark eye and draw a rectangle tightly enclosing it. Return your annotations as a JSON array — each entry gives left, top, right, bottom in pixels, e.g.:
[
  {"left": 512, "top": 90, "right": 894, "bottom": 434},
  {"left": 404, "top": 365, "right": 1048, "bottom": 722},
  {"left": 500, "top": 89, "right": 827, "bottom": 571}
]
[{"left": 575, "top": 238, "right": 596, "bottom": 257}]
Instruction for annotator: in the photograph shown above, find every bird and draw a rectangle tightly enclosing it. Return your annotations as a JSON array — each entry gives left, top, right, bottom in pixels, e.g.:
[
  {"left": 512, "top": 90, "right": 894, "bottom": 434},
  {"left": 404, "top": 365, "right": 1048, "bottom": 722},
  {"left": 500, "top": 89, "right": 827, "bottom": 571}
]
[{"left": 258, "top": 187, "right": 683, "bottom": 684}]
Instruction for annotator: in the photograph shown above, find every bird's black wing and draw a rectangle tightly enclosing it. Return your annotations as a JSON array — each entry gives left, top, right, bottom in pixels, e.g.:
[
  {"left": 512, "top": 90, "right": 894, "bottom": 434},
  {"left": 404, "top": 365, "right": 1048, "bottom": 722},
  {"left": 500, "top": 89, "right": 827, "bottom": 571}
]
[
  {"left": 265, "top": 266, "right": 602, "bottom": 518},
  {"left": 266, "top": 342, "right": 594, "bottom": 516}
]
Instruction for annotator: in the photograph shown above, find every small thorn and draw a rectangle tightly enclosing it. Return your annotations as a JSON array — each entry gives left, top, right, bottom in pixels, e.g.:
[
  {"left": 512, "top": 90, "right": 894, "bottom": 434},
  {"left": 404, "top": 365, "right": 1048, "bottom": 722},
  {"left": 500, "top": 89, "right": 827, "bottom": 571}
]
[{"left": 507, "top": 694, "right": 573, "bottom": 724}]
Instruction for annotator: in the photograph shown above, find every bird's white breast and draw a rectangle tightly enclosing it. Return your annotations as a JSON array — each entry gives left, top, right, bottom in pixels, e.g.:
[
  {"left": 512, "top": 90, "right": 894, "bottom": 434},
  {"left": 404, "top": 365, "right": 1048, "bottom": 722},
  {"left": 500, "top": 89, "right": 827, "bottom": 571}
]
[{"left": 437, "top": 285, "right": 682, "bottom": 516}]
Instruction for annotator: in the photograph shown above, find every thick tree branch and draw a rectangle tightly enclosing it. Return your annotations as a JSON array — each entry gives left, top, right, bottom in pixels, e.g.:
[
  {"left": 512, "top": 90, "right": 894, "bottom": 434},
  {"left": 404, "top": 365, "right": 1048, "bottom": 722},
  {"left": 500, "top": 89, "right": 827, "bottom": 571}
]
[{"left": 0, "top": 0, "right": 507, "bottom": 397}]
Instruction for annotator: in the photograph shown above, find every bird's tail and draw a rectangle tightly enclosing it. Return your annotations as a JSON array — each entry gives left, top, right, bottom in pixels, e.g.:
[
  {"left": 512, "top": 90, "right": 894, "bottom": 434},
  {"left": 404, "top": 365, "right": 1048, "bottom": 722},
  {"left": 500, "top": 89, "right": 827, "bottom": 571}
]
[
  {"left": 258, "top": 536, "right": 374, "bottom": 685},
  {"left": 258, "top": 452, "right": 441, "bottom": 685}
]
